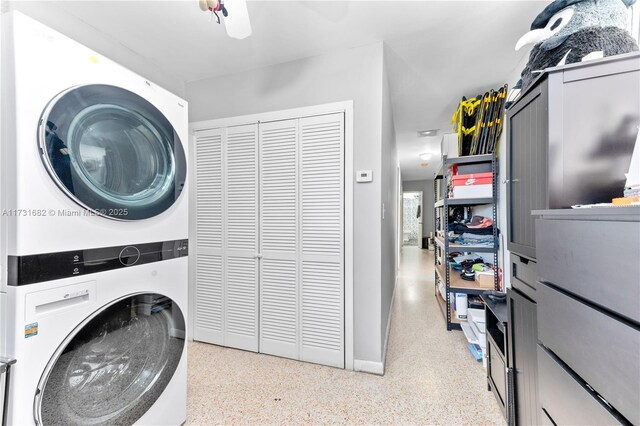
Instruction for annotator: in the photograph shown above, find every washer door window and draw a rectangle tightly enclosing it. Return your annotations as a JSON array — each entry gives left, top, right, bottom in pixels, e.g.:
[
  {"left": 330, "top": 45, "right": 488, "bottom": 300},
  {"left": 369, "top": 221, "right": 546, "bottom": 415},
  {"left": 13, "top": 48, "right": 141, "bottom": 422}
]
[
  {"left": 35, "top": 293, "right": 185, "bottom": 426},
  {"left": 39, "top": 84, "right": 187, "bottom": 220}
]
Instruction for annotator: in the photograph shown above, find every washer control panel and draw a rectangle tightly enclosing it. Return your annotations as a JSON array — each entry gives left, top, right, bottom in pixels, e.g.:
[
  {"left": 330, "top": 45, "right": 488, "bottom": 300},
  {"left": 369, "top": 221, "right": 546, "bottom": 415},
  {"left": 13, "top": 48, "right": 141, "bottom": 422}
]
[
  {"left": 119, "top": 246, "right": 141, "bottom": 266},
  {"left": 8, "top": 239, "right": 189, "bottom": 286}
]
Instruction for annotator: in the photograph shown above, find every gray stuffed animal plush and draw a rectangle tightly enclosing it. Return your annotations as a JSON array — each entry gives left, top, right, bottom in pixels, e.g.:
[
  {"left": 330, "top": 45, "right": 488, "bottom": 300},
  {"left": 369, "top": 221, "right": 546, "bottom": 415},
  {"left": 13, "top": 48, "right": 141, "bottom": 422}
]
[{"left": 514, "top": 0, "right": 638, "bottom": 93}]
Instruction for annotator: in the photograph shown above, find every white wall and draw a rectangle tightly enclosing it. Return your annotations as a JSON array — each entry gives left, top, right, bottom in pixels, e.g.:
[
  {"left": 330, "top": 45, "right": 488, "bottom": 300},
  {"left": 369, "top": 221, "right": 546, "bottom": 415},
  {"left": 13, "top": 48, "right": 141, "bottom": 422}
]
[
  {"left": 380, "top": 46, "right": 398, "bottom": 365},
  {"left": 187, "top": 43, "right": 387, "bottom": 367},
  {"left": 3, "top": 1, "right": 186, "bottom": 97}
]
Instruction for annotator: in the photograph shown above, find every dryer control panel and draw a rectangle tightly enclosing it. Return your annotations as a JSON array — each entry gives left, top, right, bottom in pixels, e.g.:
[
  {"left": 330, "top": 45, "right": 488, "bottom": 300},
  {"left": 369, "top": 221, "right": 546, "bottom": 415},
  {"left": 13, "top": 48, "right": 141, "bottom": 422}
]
[{"left": 7, "top": 239, "right": 189, "bottom": 286}]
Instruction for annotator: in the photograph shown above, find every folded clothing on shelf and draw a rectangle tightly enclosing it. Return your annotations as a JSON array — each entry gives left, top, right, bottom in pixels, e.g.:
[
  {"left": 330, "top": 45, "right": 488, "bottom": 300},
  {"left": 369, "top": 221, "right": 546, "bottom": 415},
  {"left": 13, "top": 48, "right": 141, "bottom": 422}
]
[
  {"left": 448, "top": 222, "right": 494, "bottom": 235},
  {"left": 461, "top": 233, "right": 494, "bottom": 241},
  {"left": 449, "top": 233, "right": 493, "bottom": 245},
  {"left": 450, "top": 254, "right": 484, "bottom": 265},
  {"left": 449, "top": 233, "right": 494, "bottom": 246},
  {"left": 467, "top": 215, "right": 494, "bottom": 228}
]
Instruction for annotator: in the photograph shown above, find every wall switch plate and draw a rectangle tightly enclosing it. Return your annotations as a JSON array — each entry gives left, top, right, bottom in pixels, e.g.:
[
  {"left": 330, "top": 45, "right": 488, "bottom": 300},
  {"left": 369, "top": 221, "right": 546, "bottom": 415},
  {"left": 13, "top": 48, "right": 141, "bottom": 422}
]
[{"left": 356, "top": 170, "right": 373, "bottom": 182}]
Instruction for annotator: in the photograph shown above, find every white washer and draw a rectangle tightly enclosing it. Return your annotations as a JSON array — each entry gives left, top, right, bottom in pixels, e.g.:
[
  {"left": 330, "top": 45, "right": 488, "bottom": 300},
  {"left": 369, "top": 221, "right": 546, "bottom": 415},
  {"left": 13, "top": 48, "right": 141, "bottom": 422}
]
[
  {"left": 1, "top": 12, "right": 189, "bottom": 425},
  {"left": 4, "top": 252, "right": 188, "bottom": 425},
  {"left": 1, "top": 12, "right": 189, "bottom": 261}
]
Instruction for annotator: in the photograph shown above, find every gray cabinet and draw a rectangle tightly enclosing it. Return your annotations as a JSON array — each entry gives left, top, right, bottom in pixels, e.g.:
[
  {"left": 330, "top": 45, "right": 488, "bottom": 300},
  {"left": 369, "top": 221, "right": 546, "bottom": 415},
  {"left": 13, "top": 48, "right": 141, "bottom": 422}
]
[
  {"left": 506, "top": 53, "right": 639, "bottom": 426},
  {"left": 535, "top": 208, "right": 640, "bottom": 425},
  {"left": 506, "top": 52, "right": 640, "bottom": 261},
  {"left": 507, "top": 288, "right": 539, "bottom": 426},
  {"left": 547, "top": 55, "right": 640, "bottom": 210}
]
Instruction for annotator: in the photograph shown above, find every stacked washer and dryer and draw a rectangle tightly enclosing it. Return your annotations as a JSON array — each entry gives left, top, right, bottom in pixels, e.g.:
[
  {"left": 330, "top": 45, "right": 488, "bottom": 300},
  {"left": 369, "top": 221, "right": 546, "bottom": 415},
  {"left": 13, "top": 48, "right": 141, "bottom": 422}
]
[{"left": 1, "top": 12, "right": 189, "bottom": 425}]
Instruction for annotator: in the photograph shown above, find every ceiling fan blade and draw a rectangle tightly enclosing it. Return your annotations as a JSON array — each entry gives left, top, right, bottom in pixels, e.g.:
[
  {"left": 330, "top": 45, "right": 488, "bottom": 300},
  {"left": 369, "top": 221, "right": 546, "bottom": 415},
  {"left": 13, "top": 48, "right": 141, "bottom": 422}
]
[{"left": 224, "top": 0, "right": 252, "bottom": 39}]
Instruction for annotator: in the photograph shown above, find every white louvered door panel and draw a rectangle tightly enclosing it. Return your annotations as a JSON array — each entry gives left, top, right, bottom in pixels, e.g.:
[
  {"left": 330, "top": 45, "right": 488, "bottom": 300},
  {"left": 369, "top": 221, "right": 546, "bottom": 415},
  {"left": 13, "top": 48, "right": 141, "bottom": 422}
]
[
  {"left": 224, "top": 124, "right": 259, "bottom": 352},
  {"left": 299, "top": 113, "right": 345, "bottom": 368},
  {"left": 194, "top": 112, "right": 344, "bottom": 368},
  {"left": 193, "top": 129, "right": 224, "bottom": 345},
  {"left": 259, "top": 119, "right": 299, "bottom": 359}
]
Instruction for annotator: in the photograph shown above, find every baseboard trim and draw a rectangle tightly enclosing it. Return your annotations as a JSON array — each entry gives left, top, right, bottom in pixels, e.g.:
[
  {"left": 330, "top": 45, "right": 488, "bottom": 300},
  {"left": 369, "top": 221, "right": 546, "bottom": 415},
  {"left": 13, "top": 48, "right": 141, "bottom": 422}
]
[{"left": 353, "top": 359, "right": 384, "bottom": 375}]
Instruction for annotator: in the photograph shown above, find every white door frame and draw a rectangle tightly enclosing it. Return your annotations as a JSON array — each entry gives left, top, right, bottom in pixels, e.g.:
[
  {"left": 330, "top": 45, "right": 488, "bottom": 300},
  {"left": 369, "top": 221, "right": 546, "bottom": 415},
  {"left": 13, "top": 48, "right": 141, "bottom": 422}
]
[{"left": 189, "top": 100, "right": 355, "bottom": 370}]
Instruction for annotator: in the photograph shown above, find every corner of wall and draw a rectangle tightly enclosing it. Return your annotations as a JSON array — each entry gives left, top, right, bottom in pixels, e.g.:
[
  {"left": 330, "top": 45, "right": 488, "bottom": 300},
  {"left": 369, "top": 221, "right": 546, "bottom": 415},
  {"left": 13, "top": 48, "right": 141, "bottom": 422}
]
[
  {"left": 380, "top": 273, "right": 398, "bottom": 375},
  {"left": 379, "top": 40, "right": 399, "bottom": 373}
]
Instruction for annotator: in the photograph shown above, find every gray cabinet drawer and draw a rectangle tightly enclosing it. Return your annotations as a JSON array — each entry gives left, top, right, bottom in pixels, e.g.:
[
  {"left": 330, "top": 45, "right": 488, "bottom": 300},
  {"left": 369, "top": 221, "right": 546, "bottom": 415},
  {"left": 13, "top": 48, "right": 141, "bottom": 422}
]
[
  {"left": 536, "top": 219, "right": 640, "bottom": 323},
  {"left": 510, "top": 253, "right": 537, "bottom": 301},
  {"left": 538, "top": 345, "right": 623, "bottom": 425},
  {"left": 538, "top": 284, "right": 640, "bottom": 424}
]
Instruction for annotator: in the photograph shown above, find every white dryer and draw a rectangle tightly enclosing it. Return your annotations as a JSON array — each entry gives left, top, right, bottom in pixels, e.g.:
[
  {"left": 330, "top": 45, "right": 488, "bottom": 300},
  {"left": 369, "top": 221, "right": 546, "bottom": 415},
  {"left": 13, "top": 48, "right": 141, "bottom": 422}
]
[
  {"left": 1, "top": 11, "right": 190, "bottom": 425},
  {"left": 3, "top": 242, "right": 188, "bottom": 425},
  {"left": 1, "top": 12, "right": 189, "bottom": 260}
]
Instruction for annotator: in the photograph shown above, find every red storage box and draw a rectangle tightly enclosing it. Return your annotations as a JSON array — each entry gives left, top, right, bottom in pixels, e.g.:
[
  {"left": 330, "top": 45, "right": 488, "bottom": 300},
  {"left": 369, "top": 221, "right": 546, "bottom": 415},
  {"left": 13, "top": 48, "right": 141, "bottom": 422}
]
[{"left": 452, "top": 172, "right": 493, "bottom": 186}]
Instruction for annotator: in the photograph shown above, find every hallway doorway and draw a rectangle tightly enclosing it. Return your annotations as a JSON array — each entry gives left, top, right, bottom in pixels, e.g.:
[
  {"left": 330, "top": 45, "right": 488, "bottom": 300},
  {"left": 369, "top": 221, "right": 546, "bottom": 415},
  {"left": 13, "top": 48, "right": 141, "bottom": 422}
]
[{"left": 402, "top": 191, "right": 423, "bottom": 247}]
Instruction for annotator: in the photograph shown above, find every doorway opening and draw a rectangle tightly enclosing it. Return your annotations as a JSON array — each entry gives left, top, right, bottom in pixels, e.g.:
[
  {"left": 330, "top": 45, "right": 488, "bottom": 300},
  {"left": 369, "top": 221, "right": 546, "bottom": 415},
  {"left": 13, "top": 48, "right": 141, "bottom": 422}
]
[{"left": 402, "top": 191, "right": 423, "bottom": 247}]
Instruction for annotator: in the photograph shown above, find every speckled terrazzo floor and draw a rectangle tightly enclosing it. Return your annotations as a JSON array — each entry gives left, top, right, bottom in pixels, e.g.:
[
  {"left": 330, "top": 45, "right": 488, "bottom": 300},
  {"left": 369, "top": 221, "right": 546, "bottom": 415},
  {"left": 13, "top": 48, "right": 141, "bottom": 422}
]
[{"left": 186, "top": 246, "right": 506, "bottom": 425}]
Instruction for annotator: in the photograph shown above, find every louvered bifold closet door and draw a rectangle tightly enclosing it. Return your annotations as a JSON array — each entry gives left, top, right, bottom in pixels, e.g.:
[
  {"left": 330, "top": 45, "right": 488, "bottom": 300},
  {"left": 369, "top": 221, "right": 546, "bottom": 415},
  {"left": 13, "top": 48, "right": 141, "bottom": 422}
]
[
  {"left": 299, "top": 113, "right": 345, "bottom": 368},
  {"left": 259, "top": 119, "right": 300, "bottom": 360},
  {"left": 224, "top": 124, "right": 260, "bottom": 352},
  {"left": 194, "top": 129, "right": 224, "bottom": 345}
]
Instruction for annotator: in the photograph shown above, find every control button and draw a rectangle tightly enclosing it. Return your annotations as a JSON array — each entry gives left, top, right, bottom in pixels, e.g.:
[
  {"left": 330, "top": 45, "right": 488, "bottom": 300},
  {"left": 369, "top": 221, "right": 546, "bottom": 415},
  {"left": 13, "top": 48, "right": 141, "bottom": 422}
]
[{"left": 119, "top": 246, "right": 140, "bottom": 266}]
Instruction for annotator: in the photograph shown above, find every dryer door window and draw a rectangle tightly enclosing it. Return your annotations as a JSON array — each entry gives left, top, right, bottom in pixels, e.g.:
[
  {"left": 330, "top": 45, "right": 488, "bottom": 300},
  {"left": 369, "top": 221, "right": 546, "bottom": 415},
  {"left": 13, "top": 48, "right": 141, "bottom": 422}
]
[
  {"left": 39, "top": 84, "right": 187, "bottom": 220},
  {"left": 35, "top": 293, "right": 185, "bottom": 425}
]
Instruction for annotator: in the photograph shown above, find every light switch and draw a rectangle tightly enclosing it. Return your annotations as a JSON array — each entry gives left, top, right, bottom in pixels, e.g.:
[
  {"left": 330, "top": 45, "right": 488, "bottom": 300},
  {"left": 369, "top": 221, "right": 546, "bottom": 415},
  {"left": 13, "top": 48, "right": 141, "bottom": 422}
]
[{"left": 356, "top": 170, "right": 373, "bottom": 182}]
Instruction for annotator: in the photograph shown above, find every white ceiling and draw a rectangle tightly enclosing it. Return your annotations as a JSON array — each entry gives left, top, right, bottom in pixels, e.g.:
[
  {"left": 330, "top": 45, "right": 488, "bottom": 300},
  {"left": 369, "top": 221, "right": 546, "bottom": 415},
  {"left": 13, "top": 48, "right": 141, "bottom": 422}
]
[
  {"left": 16, "top": 0, "right": 550, "bottom": 181},
  {"left": 383, "top": 1, "right": 550, "bottom": 180}
]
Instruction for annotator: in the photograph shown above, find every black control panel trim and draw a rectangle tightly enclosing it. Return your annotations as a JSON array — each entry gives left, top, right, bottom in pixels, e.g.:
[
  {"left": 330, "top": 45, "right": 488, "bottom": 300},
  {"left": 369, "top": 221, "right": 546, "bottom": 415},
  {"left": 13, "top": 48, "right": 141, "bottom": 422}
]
[{"left": 7, "top": 239, "right": 188, "bottom": 286}]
